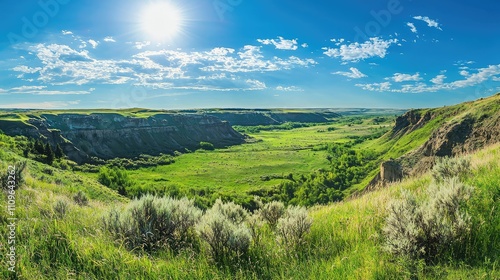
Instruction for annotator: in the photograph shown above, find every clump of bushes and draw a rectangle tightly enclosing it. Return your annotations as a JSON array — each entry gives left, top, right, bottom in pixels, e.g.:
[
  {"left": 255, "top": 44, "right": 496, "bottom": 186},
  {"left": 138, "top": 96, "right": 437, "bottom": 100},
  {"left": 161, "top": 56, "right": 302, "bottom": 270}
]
[
  {"left": 432, "top": 156, "right": 471, "bottom": 183},
  {"left": 196, "top": 199, "right": 252, "bottom": 261},
  {"left": 103, "top": 195, "right": 201, "bottom": 253},
  {"left": 383, "top": 177, "right": 473, "bottom": 262},
  {"left": 103, "top": 196, "right": 314, "bottom": 264}
]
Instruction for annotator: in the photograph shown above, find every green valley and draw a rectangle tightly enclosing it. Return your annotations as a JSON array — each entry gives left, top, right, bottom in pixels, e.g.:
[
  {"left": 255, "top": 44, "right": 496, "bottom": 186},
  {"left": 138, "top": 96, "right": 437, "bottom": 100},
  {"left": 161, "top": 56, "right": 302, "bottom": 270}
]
[{"left": 0, "top": 95, "right": 499, "bottom": 279}]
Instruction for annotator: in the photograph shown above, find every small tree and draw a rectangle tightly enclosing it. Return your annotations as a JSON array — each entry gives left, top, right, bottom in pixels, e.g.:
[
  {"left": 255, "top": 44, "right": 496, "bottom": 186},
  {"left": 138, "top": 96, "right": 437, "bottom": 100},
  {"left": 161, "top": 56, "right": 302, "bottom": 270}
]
[
  {"left": 34, "top": 139, "right": 45, "bottom": 154},
  {"left": 54, "top": 144, "right": 65, "bottom": 158},
  {"left": 44, "top": 143, "right": 55, "bottom": 165}
]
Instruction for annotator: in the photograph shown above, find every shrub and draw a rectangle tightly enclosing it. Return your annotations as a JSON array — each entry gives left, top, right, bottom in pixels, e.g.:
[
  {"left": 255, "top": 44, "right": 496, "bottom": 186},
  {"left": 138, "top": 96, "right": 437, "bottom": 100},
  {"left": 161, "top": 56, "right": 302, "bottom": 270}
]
[
  {"left": 196, "top": 199, "right": 251, "bottom": 261},
  {"left": 247, "top": 214, "right": 265, "bottom": 246},
  {"left": 103, "top": 195, "right": 202, "bottom": 253},
  {"left": 1, "top": 161, "right": 27, "bottom": 190},
  {"left": 432, "top": 156, "right": 471, "bottom": 183},
  {"left": 98, "top": 166, "right": 132, "bottom": 196},
  {"left": 382, "top": 190, "right": 422, "bottom": 260},
  {"left": 199, "top": 141, "right": 215, "bottom": 151},
  {"left": 383, "top": 177, "right": 473, "bottom": 262},
  {"left": 276, "top": 206, "right": 312, "bottom": 250},
  {"left": 53, "top": 200, "right": 69, "bottom": 219},
  {"left": 259, "top": 201, "right": 285, "bottom": 228},
  {"left": 73, "top": 191, "right": 89, "bottom": 206}
]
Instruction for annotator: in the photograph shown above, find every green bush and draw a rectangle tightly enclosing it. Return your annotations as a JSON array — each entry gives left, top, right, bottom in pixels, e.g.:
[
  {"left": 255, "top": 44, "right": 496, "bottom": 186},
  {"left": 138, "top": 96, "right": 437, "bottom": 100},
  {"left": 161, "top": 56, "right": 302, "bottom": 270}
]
[
  {"left": 73, "top": 191, "right": 89, "bottom": 206},
  {"left": 0, "top": 161, "right": 27, "bottom": 190},
  {"left": 383, "top": 177, "right": 473, "bottom": 262},
  {"left": 259, "top": 201, "right": 285, "bottom": 228},
  {"left": 196, "top": 199, "right": 251, "bottom": 261},
  {"left": 53, "top": 199, "right": 69, "bottom": 219},
  {"left": 98, "top": 166, "right": 132, "bottom": 196},
  {"left": 103, "top": 195, "right": 202, "bottom": 253},
  {"left": 199, "top": 141, "right": 215, "bottom": 151},
  {"left": 276, "top": 206, "right": 312, "bottom": 250},
  {"left": 432, "top": 156, "right": 471, "bottom": 183},
  {"left": 246, "top": 213, "right": 265, "bottom": 246}
]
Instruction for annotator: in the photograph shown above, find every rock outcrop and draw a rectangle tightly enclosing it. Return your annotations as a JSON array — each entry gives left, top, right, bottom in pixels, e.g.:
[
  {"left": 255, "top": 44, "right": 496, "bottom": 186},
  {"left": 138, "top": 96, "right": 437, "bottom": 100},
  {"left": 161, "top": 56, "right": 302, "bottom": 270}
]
[
  {"left": 392, "top": 110, "right": 434, "bottom": 138},
  {"left": 368, "top": 93, "right": 500, "bottom": 190},
  {"left": 380, "top": 160, "right": 403, "bottom": 183},
  {"left": 1, "top": 113, "right": 246, "bottom": 163},
  {"left": 204, "top": 111, "right": 340, "bottom": 126}
]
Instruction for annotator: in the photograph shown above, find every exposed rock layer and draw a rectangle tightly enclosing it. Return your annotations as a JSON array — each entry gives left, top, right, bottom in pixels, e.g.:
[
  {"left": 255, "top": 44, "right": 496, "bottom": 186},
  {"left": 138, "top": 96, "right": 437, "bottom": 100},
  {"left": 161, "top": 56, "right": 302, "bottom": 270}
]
[{"left": 0, "top": 113, "right": 246, "bottom": 163}]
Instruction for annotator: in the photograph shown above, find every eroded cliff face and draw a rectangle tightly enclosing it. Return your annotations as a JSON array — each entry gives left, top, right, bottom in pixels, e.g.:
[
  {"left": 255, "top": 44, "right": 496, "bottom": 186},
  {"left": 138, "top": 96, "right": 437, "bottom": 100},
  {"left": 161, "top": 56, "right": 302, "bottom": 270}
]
[
  {"left": 2, "top": 113, "right": 245, "bottom": 163},
  {"left": 204, "top": 111, "right": 340, "bottom": 126},
  {"left": 368, "top": 94, "right": 500, "bottom": 189},
  {"left": 391, "top": 110, "right": 434, "bottom": 138}
]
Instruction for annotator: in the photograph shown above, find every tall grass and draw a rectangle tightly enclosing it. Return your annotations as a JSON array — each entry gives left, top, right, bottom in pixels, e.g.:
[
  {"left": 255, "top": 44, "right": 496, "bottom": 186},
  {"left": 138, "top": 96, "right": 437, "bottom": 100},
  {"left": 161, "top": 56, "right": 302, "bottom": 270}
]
[{"left": 1, "top": 139, "right": 499, "bottom": 279}]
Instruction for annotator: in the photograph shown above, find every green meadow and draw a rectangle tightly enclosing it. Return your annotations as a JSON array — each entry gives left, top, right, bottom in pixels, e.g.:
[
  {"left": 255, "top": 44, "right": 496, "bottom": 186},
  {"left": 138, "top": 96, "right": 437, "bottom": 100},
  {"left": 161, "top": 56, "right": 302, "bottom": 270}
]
[{"left": 123, "top": 119, "right": 391, "bottom": 199}]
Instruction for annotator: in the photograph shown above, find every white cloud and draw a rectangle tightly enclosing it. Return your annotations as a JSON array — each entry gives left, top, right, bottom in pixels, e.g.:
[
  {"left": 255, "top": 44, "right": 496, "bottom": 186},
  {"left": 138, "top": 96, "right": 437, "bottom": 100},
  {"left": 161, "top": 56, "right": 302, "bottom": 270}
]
[
  {"left": 323, "top": 37, "right": 398, "bottom": 62},
  {"left": 79, "top": 41, "right": 87, "bottom": 48},
  {"left": 62, "top": 30, "right": 73, "bottom": 35},
  {"left": 246, "top": 79, "right": 267, "bottom": 90},
  {"left": 390, "top": 73, "right": 422, "bottom": 82},
  {"left": 88, "top": 39, "right": 99, "bottom": 49},
  {"left": 16, "top": 43, "right": 133, "bottom": 86},
  {"left": 257, "top": 37, "right": 298, "bottom": 50},
  {"left": 355, "top": 82, "right": 392, "bottom": 91},
  {"left": 430, "top": 74, "right": 446, "bottom": 84},
  {"left": 333, "top": 67, "right": 367, "bottom": 79},
  {"left": 0, "top": 100, "right": 80, "bottom": 109},
  {"left": 460, "top": 70, "right": 470, "bottom": 77},
  {"left": 6, "top": 85, "right": 91, "bottom": 95},
  {"left": 10, "top": 85, "right": 47, "bottom": 91},
  {"left": 407, "top": 22, "right": 417, "bottom": 33},
  {"left": 301, "top": 43, "right": 308, "bottom": 48},
  {"left": 356, "top": 64, "right": 500, "bottom": 93},
  {"left": 413, "top": 16, "right": 442, "bottom": 31},
  {"left": 330, "top": 38, "right": 345, "bottom": 46},
  {"left": 276, "top": 85, "right": 303, "bottom": 92},
  {"left": 13, "top": 43, "right": 316, "bottom": 93},
  {"left": 103, "top": 36, "right": 116, "bottom": 43},
  {"left": 135, "top": 41, "right": 151, "bottom": 49}
]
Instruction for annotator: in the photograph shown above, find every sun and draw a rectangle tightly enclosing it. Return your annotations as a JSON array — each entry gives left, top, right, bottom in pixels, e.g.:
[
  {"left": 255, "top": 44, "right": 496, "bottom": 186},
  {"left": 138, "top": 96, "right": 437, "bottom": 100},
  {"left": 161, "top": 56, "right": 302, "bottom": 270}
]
[{"left": 140, "top": 2, "right": 183, "bottom": 41}]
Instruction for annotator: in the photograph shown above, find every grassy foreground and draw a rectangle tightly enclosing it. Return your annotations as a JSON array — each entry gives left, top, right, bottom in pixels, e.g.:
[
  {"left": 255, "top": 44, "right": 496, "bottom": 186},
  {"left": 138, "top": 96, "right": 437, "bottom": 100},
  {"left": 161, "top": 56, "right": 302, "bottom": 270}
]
[{"left": 0, "top": 132, "right": 498, "bottom": 279}]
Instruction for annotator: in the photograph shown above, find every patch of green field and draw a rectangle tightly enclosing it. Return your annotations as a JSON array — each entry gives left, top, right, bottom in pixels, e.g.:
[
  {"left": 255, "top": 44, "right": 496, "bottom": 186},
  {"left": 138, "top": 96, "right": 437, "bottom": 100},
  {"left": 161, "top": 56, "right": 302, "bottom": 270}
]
[{"left": 126, "top": 122, "right": 390, "bottom": 197}]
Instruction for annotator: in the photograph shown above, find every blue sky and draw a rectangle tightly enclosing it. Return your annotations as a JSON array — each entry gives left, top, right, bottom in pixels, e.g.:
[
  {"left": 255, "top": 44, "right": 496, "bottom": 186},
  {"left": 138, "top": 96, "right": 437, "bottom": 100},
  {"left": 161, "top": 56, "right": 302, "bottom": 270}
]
[{"left": 0, "top": 0, "right": 499, "bottom": 109}]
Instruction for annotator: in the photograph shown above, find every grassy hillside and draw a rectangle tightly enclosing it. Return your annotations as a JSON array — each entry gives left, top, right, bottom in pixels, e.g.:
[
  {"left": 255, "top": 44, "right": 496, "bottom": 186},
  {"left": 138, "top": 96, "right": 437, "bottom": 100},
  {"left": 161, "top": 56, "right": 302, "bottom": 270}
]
[{"left": 1, "top": 133, "right": 498, "bottom": 279}]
